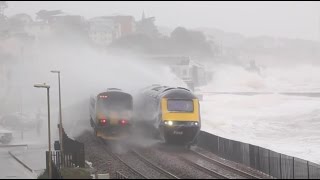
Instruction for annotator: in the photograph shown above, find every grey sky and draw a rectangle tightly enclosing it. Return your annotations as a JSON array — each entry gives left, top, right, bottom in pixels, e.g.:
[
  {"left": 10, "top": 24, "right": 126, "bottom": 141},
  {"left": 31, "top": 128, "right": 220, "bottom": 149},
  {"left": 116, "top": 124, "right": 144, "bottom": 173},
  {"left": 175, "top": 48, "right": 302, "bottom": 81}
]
[{"left": 5, "top": 1, "right": 320, "bottom": 41}]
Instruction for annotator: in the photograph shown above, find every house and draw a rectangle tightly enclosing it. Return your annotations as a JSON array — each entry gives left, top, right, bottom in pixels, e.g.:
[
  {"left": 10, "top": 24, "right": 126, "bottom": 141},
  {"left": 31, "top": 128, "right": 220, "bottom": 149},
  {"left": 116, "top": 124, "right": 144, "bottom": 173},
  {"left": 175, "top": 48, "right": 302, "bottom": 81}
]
[
  {"left": 169, "top": 57, "right": 207, "bottom": 88},
  {"left": 46, "top": 14, "right": 88, "bottom": 40},
  {"left": 111, "top": 15, "right": 136, "bottom": 36},
  {"left": 88, "top": 16, "right": 121, "bottom": 46},
  {"left": 149, "top": 55, "right": 208, "bottom": 90}
]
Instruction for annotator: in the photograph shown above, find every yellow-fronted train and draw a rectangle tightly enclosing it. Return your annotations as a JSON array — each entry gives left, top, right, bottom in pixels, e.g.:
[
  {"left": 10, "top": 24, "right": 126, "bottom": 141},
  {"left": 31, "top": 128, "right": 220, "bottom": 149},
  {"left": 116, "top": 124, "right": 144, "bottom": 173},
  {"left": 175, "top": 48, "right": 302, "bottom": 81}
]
[{"left": 134, "top": 85, "right": 201, "bottom": 145}]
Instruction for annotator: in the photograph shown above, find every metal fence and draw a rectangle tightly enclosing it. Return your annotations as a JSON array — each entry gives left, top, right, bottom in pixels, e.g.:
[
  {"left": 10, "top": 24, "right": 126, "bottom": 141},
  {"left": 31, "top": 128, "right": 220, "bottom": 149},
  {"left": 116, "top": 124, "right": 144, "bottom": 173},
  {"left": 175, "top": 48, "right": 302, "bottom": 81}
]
[
  {"left": 61, "top": 125, "right": 85, "bottom": 168},
  {"left": 48, "top": 151, "right": 84, "bottom": 169},
  {"left": 197, "top": 131, "right": 320, "bottom": 179},
  {"left": 45, "top": 126, "right": 86, "bottom": 179},
  {"left": 45, "top": 151, "right": 63, "bottom": 179}
]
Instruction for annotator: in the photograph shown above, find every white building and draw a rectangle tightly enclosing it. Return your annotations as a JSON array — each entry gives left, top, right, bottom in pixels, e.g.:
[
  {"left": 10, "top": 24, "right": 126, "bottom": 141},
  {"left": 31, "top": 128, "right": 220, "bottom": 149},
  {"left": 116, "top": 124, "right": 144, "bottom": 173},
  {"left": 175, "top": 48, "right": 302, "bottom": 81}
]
[
  {"left": 25, "top": 22, "right": 52, "bottom": 40},
  {"left": 148, "top": 55, "right": 208, "bottom": 90},
  {"left": 170, "top": 57, "right": 207, "bottom": 87},
  {"left": 88, "top": 17, "right": 121, "bottom": 46}
]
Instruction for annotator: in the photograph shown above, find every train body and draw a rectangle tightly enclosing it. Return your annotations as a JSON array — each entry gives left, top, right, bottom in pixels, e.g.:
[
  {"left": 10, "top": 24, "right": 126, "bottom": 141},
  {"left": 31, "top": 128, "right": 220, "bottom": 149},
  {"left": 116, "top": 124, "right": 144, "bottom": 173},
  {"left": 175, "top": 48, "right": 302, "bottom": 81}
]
[
  {"left": 134, "top": 85, "right": 201, "bottom": 145},
  {"left": 90, "top": 88, "right": 133, "bottom": 140}
]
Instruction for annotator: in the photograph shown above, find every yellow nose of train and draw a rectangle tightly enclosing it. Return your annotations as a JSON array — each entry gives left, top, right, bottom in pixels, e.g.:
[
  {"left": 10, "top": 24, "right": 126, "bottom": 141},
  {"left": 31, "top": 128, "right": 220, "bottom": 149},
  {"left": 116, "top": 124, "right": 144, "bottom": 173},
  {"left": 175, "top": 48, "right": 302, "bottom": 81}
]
[{"left": 161, "top": 98, "right": 200, "bottom": 122}]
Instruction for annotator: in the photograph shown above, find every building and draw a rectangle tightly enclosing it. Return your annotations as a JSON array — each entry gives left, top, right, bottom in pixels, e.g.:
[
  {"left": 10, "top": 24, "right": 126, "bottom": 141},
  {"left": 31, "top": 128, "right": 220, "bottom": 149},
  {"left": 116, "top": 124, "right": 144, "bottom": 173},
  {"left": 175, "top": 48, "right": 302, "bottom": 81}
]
[
  {"left": 112, "top": 15, "right": 135, "bottom": 36},
  {"left": 88, "top": 16, "right": 121, "bottom": 46},
  {"left": 149, "top": 55, "right": 208, "bottom": 90},
  {"left": 10, "top": 13, "right": 33, "bottom": 25},
  {"left": 46, "top": 14, "right": 88, "bottom": 41},
  {"left": 25, "top": 21, "right": 52, "bottom": 40},
  {"left": 170, "top": 57, "right": 207, "bottom": 88},
  {"left": 6, "top": 14, "right": 33, "bottom": 37}
]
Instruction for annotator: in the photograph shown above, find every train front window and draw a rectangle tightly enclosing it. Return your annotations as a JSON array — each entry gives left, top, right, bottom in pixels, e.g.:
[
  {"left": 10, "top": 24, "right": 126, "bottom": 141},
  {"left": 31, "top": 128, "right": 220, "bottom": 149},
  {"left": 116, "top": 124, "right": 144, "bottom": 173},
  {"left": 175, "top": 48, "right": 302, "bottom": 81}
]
[
  {"left": 167, "top": 99, "right": 194, "bottom": 112},
  {"left": 97, "top": 96, "right": 132, "bottom": 113}
]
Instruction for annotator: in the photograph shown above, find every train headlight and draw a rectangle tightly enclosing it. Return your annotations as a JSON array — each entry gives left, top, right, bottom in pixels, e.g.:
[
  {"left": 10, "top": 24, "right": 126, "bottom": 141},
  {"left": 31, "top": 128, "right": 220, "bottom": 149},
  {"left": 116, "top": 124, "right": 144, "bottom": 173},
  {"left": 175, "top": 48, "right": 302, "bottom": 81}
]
[
  {"left": 194, "top": 122, "right": 198, "bottom": 126},
  {"left": 165, "top": 121, "right": 173, "bottom": 126}
]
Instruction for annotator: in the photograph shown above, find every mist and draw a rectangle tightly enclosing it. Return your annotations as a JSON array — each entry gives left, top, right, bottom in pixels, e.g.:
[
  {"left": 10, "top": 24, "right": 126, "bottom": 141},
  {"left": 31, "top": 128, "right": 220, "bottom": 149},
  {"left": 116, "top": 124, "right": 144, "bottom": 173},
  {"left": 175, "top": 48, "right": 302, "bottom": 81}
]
[
  {"left": 1, "top": 1, "right": 320, "bottom": 171},
  {"left": 1, "top": 32, "right": 187, "bottom": 141}
]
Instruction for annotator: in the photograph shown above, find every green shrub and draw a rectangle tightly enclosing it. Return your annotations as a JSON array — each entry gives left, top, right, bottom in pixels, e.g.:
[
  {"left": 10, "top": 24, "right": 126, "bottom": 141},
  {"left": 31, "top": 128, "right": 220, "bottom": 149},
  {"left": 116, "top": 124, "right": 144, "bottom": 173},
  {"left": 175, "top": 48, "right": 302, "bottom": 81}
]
[{"left": 60, "top": 167, "right": 92, "bottom": 179}]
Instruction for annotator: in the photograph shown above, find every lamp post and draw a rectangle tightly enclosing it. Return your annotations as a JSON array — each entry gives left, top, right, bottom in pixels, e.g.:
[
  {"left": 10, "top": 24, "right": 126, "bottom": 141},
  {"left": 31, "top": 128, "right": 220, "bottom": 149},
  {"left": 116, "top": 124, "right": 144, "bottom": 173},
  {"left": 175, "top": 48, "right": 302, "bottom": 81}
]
[
  {"left": 50, "top": 70, "right": 63, "bottom": 165},
  {"left": 34, "top": 83, "right": 51, "bottom": 179}
]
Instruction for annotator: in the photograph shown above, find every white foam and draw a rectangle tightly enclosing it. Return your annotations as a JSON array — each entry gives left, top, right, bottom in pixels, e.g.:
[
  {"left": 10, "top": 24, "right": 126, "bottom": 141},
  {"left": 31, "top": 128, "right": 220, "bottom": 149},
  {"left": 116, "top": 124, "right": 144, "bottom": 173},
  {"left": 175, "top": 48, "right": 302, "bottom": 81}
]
[{"left": 200, "top": 64, "right": 320, "bottom": 164}]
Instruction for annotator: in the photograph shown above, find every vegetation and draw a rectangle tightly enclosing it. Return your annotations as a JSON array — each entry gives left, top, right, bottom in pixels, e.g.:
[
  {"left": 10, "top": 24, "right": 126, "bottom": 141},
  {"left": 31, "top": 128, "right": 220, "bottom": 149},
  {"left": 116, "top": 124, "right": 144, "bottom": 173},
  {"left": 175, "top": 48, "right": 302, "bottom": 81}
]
[
  {"left": 0, "top": 1, "right": 8, "bottom": 15},
  {"left": 110, "top": 26, "right": 216, "bottom": 58},
  {"left": 60, "top": 168, "right": 92, "bottom": 179},
  {"left": 37, "top": 167, "right": 92, "bottom": 179}
]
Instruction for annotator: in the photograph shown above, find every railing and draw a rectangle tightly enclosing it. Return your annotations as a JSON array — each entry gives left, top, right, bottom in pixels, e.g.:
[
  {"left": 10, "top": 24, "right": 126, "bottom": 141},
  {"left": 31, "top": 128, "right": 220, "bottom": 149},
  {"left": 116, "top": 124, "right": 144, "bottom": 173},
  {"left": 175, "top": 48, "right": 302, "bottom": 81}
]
[
  {"left": 197, "top": 131, "right": 320, "bottom": 179},
  {"left": 45, "top": 126, "right": 86, "bottom": 179},
  {"left": 46, "top": 151, "right": 63, "bottom": 179},
  {"left": 49, "top": 151, "right": 84, "bottom": 168},
  {"left": 59, "top": 125, "right": 85, "bottom": 168}
]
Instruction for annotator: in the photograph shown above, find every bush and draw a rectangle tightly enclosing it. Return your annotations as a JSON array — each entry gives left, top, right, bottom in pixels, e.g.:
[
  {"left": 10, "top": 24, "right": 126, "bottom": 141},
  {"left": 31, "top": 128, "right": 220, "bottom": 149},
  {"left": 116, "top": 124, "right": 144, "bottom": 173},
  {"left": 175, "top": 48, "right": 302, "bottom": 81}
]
[
  {"left": 37, "top": 167, "right": 91, "bottom": 179},
  {"left": 60, "top": 167, "right": 92, "bottom": 179}
]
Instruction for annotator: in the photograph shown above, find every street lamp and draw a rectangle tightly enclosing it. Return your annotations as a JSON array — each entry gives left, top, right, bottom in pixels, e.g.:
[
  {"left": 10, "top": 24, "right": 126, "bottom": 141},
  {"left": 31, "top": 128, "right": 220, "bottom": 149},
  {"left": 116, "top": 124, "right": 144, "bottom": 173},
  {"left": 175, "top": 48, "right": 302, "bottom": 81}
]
[
  {"left": 50, "top": 70, "right": 64, "bottom": 164},
  {"left": 34, "top": 83, "right": 52, "bottom": 179}
]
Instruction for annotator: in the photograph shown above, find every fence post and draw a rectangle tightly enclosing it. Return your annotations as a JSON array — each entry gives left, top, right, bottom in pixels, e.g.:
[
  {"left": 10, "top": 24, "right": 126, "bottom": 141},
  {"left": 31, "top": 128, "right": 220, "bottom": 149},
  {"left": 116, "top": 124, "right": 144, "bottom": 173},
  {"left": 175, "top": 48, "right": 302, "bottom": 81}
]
[
  {"left": 293, "top": 157, "right": 295, "bottom": 179},
  {"left": 46, "top": 151, "right": 49, "bottom": 171},
  {"left": 268, "top": 150, "right": 271, "bottom": 175},
  {"left": 57, "top": 151, "right": 60, "bottom": 169},
  {"left": 307, "top": 161, "right": 310, "bottom": 179},
  {"left": 217, "top": 137, "right": 220, "bottom": 156},
  {"left": 257, "top": 147, "right": 260, "bottom": 171},
  {"left": 279, "top": 154, "right": 282, "bottom": 179}
]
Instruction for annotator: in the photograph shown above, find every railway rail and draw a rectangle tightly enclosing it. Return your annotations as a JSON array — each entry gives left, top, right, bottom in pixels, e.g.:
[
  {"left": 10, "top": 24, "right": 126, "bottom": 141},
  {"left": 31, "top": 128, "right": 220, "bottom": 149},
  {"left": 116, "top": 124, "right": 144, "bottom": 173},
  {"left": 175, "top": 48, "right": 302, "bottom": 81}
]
[
  {"left": 130, "top": 149, "right": 180, "bottom": 179},
  {"left": 98, "top": 138, "right": 147, "bottom": 179},
  {"left": 79, "top": 131, "right": 272, "bottom": 179},
  {"left": 99, "top": 138, "right": 180, "bottom": 179},
  {"left": 179, "top": 156, "right": 229, "bottom": 179},
  {"left": 190, "top": 149, "right": 262, "bottom": 179}
]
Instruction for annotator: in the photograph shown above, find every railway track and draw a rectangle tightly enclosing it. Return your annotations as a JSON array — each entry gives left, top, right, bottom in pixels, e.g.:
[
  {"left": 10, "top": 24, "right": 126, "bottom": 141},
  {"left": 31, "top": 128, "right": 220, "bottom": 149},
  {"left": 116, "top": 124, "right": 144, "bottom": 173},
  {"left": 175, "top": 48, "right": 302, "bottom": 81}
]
[
  {"left": 98, "top": 138, "right": 147, "bottom": 179},
  {"left": 179, "top": 156, "right": 229, "bottom": 179},
  {"left": 130, "top": 149, "right": 180, "bottom": 179},
  {"left": 99, "top": 138, "right": 180, "bottom": 179},
  {"left": 80, "top": 132, "right": 272, "bottom": 179},
  {"left": 190, "top": 150, "right": 262, "bottom": 179}
]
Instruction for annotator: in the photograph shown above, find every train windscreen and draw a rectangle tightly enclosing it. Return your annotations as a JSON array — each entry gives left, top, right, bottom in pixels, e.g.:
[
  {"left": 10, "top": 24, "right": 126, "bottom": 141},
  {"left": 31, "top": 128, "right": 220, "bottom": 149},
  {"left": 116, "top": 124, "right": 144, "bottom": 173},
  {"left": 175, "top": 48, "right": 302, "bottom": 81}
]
[
  {"left": 97, "top": 93, "right": 132, "bottom": 113},
  {"left": 167, "top": 99, "right": 194, "bottom": 112}
]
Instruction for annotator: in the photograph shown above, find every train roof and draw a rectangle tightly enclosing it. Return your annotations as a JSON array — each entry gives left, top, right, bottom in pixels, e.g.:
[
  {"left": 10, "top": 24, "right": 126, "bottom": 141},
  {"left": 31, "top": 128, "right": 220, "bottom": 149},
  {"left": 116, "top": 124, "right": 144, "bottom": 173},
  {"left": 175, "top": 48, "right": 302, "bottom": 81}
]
[
  {"left": 90, "top": 88, "right": 131, "bottom": 99},
  {"left": 141, "top": 85, "right": 196, "bottom": 99}
]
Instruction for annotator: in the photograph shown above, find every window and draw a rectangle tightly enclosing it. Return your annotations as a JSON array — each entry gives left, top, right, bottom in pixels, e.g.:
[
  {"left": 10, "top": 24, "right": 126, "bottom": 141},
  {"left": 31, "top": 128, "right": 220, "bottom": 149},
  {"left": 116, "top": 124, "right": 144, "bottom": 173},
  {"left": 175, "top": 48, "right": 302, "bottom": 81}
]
[
  {"left": 97, "top": 94, "right": 133, "bottom": 113},
  {"left": 167, "top": 99, "right": 194, "bottom": 112}
]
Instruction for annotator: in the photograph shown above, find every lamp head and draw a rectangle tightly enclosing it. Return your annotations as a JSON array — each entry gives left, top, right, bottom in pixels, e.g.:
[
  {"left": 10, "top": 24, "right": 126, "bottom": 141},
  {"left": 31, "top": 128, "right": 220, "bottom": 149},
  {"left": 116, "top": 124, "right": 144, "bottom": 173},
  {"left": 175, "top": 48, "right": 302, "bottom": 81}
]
[{"left": 34, "top": 83, "right": 50, "bottom": 89}]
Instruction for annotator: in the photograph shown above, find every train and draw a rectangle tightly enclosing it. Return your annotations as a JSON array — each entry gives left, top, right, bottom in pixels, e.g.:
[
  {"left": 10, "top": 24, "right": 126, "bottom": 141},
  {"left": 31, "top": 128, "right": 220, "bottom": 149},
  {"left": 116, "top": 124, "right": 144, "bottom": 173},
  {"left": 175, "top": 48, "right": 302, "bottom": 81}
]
[
  {"left": 89, "top": 88, "right": 133, "bottom": 140},
  {"left": 134, "top": 85, "right": 201, "bottom": 145}
]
